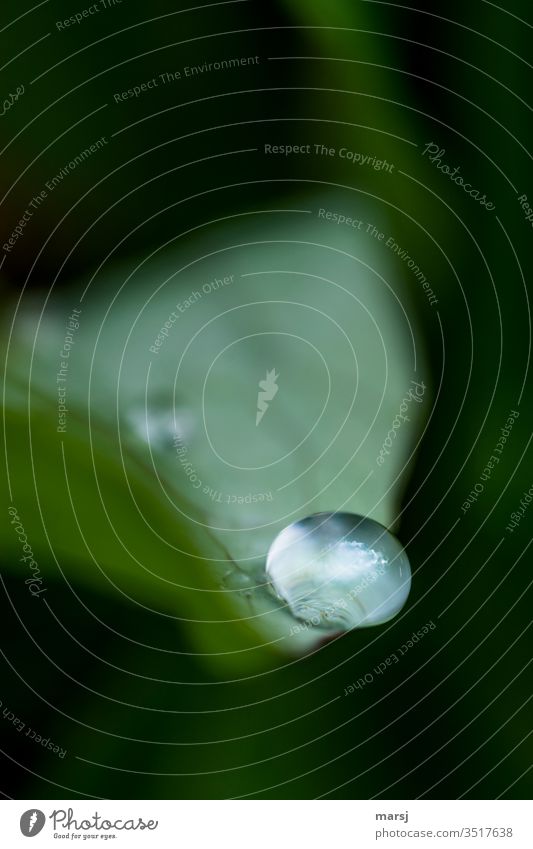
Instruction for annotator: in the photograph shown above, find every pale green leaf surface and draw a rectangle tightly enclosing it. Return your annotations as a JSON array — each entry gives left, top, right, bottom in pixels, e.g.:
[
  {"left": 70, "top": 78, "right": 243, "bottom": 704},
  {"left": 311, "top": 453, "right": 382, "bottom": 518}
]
[{"left": 3, "top": 193, "right": 426, "bottom": 661}]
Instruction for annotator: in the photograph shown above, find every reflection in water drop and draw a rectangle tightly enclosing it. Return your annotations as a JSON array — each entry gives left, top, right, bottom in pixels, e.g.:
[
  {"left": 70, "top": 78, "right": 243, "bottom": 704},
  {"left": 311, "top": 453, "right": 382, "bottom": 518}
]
[{"left": 266, "top": 512, "right": 411, "bottom": 631}]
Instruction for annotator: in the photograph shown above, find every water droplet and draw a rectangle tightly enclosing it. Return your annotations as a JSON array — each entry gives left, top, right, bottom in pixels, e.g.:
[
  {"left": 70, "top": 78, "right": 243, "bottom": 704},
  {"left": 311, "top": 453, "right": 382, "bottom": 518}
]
[
  {"left": 125, "top": 399, "right": 195, "bottom": 452},
  {"left": 266, "top": 512, "right": 411, "bottom": 631}
]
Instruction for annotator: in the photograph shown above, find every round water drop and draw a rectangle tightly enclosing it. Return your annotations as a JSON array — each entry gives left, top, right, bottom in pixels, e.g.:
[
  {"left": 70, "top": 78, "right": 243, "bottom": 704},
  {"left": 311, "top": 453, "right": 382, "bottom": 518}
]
[
  {"left": 266, "top": 512, "right": 411, "bottom": 631},
  {"left": 125, "top": 399, "right": 195, "bottom": 452}
]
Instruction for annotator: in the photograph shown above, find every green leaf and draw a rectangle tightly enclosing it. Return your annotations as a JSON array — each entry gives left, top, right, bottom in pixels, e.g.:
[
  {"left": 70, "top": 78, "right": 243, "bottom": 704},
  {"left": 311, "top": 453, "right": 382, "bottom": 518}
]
[{"left": 3, "top": 192, "right": 426, "bottom": 661}]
